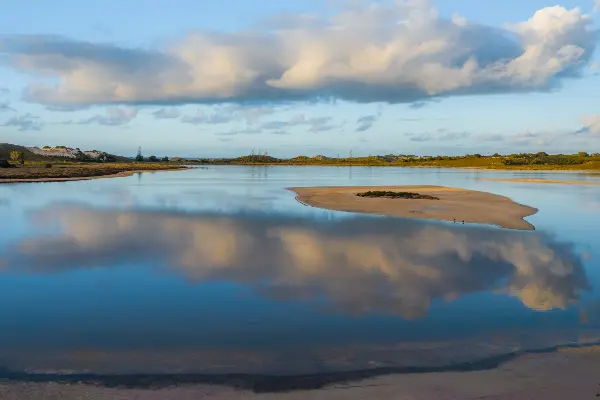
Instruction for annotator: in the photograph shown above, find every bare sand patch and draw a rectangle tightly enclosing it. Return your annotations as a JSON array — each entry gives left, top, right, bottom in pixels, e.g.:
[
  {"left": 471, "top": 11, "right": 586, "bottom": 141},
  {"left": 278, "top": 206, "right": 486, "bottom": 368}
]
[
  {"left": 481, "top": 178, "right": 600, "bottom": 185},
  {"left": 289, "top": 185, "right": 537, "bottom": 230}
]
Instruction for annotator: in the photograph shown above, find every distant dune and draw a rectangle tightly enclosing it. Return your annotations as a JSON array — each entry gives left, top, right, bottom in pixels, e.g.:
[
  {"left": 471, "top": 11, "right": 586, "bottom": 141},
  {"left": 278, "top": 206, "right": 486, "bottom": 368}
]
[
  {"left": 26, "top": 146, "right": 104, "bottom": 160},
  {"left": 0, "top": 143, "right": 128, "bottom": 162}
]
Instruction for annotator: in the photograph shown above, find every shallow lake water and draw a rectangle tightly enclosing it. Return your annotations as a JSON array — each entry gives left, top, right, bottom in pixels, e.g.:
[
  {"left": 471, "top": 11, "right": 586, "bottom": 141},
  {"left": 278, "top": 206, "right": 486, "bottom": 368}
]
[{"left": 0, "top": 166, "right": 599, "bottom": 376}]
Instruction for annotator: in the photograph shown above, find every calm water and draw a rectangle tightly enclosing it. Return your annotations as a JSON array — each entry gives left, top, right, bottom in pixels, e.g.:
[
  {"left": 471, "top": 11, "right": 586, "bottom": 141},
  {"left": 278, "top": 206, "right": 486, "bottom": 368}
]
[{"left": 0, "top": 166, "right": 599, "bottom": 375}]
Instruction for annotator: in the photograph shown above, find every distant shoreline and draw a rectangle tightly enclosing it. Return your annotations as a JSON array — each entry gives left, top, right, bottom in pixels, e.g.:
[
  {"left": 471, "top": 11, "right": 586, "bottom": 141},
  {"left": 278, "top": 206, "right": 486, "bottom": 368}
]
[
  {"left": 480, "top": 177, "right": 600, "bottom": 185},
  {"left": 289, "top": 185, "right": 538, "bottom": 230},
  {"left": 203, "top": 161, "right": 600, "bottom": 172},
  {"left": 0, "top": 166, "right": 188, "bottom": 184}
]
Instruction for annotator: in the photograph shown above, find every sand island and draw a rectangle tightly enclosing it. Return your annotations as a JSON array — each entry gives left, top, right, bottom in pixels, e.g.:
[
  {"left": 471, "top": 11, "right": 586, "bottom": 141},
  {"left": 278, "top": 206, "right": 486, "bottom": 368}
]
[{"left": 289, "top": 185, "right": 538, "bottom": 230}]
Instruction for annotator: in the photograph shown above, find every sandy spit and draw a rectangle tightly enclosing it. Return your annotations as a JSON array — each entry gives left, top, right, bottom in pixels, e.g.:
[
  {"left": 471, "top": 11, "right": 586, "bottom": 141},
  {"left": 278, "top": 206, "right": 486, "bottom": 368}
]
[{"left": 289, "top": 185, "right": 537, "bottom": 230}]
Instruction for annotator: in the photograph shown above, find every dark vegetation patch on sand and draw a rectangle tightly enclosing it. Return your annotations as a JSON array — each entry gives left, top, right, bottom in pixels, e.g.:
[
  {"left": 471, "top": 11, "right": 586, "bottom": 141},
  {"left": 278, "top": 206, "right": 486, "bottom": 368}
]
[{"left": 356, "top": 191, "right": 439, "bottom": 200}]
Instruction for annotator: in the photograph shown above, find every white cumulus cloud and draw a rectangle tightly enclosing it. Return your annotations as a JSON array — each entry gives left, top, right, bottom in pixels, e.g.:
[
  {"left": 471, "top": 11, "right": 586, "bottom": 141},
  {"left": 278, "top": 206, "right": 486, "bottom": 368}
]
[{"left": 0, "top": 2, "right": 596, "bottom": 106}]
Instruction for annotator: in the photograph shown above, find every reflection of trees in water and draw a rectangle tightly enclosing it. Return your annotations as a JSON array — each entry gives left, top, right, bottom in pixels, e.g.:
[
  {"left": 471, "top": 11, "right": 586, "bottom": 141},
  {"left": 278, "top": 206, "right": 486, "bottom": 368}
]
[{"left": 9, "top": 206, "right": 590, "bottom": 319}]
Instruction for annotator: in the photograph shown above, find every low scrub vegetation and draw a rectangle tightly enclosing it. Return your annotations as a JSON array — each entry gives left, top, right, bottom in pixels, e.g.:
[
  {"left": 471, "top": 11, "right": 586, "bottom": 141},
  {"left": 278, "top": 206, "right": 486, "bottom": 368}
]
[
  {"left": 356, "top": 191, "right": 440, "bottom": 200},
  {"left": 0, "top": 163, "right": 184, "bottom": 180},
  {"left": 205, "top": 151, "right": 600, "bottom": 170}
]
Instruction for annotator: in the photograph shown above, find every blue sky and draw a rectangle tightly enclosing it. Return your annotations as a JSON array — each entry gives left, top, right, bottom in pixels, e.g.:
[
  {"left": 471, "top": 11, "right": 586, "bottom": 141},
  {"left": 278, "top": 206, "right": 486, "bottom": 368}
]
[{"left": 1, "top": 0, "right": 599, "bottom": 157}]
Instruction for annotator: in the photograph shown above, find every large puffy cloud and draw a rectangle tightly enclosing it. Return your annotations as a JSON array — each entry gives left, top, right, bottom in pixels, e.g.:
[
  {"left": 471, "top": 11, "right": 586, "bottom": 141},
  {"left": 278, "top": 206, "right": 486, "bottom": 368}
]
[
  {"left": 0, "top": 1, "right": 596, "bottom": 106},
  {"left": 5, "top": 206, "right": 589, "bottom": 318}
]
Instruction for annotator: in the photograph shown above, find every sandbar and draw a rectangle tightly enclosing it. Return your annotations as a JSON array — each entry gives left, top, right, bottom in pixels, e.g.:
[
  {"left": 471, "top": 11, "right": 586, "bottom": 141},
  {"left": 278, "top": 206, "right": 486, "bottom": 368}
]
[
  {"left": 481, "top": 178, "right": 600, "bottom": 185},
  {"left": 289, "top": 185, "right": 537, "bottom": 230}
]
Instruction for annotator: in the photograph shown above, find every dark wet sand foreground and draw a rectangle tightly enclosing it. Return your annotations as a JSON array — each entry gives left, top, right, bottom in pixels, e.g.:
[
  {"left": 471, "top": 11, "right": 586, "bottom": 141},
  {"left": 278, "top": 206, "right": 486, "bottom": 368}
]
[
  {"left": 289, "top": 185, "right": 538, "bottom": 230},
  {"left": 1, "top": 348, "right": 598, "bottom": 399}
]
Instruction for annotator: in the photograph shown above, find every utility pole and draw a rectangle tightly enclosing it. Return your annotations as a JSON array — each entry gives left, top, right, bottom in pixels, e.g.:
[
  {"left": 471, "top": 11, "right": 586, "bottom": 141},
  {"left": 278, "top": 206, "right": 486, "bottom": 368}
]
[
  {"left": 349, "top": 150, "right": 353, "bottom": 159},
  {"left": 136, "top": 146, "right": 143, "bottom": 162}
]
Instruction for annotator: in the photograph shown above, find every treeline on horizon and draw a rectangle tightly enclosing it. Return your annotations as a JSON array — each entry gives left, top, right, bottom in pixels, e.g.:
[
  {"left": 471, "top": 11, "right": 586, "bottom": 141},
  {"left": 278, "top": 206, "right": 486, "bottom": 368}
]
[
  {"left": 4, "top": 142, "right": 600, "bottom": 170},
  {"left": 202, "top": 151, "right": 600, "bottom": 169}
]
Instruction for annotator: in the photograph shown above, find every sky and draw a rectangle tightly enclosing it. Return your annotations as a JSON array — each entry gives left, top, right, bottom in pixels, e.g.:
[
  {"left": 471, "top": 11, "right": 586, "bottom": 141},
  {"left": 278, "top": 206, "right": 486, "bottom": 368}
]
[{"left": 1, "top": 0, "right": 600, "bottom": 157}]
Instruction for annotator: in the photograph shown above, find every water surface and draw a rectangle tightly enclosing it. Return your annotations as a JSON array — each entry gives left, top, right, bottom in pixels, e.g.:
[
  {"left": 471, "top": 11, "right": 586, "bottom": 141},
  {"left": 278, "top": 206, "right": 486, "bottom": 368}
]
[{"left": 0, "top": 166, "right": 598, "bottom": 375}]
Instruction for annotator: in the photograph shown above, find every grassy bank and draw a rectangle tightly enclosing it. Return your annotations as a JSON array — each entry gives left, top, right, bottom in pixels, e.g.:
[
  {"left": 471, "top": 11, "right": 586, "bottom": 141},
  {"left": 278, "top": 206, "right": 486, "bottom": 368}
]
[{"left": 0, "top": 162, "right": 185, "bottom": 181}]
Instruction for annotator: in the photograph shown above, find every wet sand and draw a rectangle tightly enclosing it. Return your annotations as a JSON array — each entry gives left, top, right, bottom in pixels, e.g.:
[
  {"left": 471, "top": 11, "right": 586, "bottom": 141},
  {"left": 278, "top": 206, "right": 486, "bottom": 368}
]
[
  {"left": 481, "top": 178, "right": 600, "bottom": 185},
  {"left": 289, "top": 185, "right": 537, "bottom": 230},
  {"left": 1, "top": 349, "right": 598, "bottom": 399}
]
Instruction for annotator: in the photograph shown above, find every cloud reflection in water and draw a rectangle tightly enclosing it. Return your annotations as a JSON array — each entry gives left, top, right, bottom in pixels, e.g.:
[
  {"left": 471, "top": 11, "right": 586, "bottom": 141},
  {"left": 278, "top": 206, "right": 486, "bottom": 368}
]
[{"left": 5, "top": 205, "right": 590, "bottom": 319}]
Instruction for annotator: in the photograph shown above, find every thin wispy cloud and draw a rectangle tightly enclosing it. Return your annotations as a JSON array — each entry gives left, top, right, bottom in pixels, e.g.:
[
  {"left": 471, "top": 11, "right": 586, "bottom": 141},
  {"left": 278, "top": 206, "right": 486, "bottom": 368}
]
[
  {"left": 579, "top": 114, "right": 600, "bottom": 137},
  {"left": 215, "top": 127, "right": 262, "bottom": 136},
  {"left": 213, "top": 113, "right": 335, "bottom": 136},
  {"left": 152, "top": 108, "right": 181, "bottom": 119},
  {"left": 1, "top": 3, "right": 595, "bottom": 106},
  {"left": 404, "top": 129, "right": 586, "bottom": 149},
  {"left": 356, "top": 115, "right": 377, "bottom": 132},
  {"left": 406, "top": 130, "right": 471, "bottom": 142},
  {"left": 0, "top": 102, "right": 16, "bottom": 113},
  {"left": 181, "top": 105, "right": 281, "bottom": 126},
  {"left": 46, "top": 104, "right": 87, "bottom": 112},
  {"left": 181, "top": 108, "right": 236, "bottom": 125},
  {"left": 262, "top": 114, "right": 335, "bottom": 133},
  {"left": 476, "top": 134, "right": 505, "bottom": 142},
  {"left": 75, "top": 107, "right": 138, "bottom": 126},
  {"left": 2, "top": 113, "right": 43, "bottom": 131}
]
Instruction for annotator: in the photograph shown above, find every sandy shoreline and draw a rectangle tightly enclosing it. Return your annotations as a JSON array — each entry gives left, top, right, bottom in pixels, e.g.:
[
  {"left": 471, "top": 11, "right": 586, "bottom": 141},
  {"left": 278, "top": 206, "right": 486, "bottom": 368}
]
[
  {"left": 0, "top": 168, "right": 187, "bottom": 184},
  {"left": 289, "top": 185, "right": 537, "bottom": 230},
  {"left": 0, "top": 348, "right": 598, "bottom": 399},
  {"left": 480, "top": 177, "right": 600, "bottom": 185}
]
